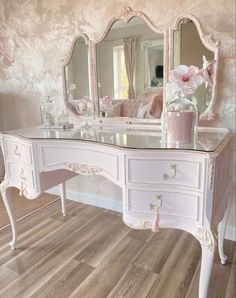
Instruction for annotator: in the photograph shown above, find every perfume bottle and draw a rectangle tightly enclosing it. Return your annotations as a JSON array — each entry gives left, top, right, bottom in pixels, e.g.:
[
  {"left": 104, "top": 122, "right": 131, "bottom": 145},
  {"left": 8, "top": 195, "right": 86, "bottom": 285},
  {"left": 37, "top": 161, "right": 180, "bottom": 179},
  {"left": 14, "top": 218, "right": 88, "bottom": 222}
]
[{"left": 40, "top": 96, "right": 56, "bottom": 126}]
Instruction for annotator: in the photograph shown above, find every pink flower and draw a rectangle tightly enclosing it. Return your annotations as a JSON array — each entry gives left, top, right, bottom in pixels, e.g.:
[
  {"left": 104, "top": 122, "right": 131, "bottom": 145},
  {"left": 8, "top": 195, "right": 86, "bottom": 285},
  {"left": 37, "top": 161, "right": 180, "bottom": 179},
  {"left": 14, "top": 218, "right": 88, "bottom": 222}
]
[
  {"left": 170, "top": 65, "right": 204, "bottom": 95},
  {"left": 201, "top": 55, "right": 216, "bottom": 88}
]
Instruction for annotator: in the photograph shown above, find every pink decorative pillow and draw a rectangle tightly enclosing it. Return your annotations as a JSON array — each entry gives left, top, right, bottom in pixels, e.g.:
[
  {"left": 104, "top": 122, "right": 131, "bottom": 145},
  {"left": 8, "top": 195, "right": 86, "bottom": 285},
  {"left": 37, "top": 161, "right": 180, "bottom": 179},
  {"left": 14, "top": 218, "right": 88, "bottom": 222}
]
[{"left": 147, "top": 95, "right": 163, "bottom": 118}]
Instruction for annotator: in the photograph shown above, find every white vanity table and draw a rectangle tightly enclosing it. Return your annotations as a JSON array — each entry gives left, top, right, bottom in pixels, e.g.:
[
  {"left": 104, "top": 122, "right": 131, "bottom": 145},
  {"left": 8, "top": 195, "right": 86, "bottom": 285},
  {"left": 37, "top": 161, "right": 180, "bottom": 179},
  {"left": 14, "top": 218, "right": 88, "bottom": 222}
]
[{"left": 0, "top": 124, "right": 232, "bottom": 298}]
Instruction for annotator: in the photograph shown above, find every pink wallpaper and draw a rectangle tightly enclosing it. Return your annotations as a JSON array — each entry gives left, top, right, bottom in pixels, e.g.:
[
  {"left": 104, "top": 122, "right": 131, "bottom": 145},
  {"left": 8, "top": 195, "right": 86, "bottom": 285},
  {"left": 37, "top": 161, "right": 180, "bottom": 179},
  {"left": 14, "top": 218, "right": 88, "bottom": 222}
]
[{"left": 0, "top": 0, "right": 235, "bottom": 234}]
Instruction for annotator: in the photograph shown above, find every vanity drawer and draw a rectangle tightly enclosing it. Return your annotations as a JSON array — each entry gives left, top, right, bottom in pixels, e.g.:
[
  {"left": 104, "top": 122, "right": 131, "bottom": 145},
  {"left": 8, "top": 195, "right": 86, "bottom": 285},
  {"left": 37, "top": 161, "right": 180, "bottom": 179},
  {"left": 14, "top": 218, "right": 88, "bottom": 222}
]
[
  {"left": 126, "top": 158, "right": 203, "bottom": 190},
  {"left": 6, "top": 161, "right": 36, "bottom": 190},
  {"left": 4, "top": 139, "right": 33, "bottom": 165},
  {"left": 39, "top": 145, "right": 119, "bottom": 181},
  {"left": 126, "top": 188, "right": 200, "bottom": 221}
]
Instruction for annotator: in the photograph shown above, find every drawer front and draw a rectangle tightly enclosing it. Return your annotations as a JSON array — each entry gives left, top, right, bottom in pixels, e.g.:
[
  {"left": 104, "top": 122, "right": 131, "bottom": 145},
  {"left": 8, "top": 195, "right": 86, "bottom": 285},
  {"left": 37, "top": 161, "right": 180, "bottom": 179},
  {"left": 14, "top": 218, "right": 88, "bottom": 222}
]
[
  {"left": 126, "top": 188, "right": 200, "bottom": 221},
  {"left": 5, "top": 139, "right": 33, "bottom": 165},
  {"left": 40, "top": 145, "right": 119, "bottom": 180},
  {"left": 127, "top": 158, "right": 202, "bottom": 189},
  {"left": 6, "top": 161, "right": 36, "bottom": 190}
]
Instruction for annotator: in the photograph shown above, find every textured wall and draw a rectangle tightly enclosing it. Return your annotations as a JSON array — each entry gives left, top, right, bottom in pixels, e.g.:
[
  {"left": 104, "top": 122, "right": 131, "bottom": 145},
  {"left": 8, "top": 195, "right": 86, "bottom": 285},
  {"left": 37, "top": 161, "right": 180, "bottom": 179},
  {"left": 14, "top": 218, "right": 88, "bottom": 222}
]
[{"left": 0, "top": 0, "right": 235, "bottom": 235}]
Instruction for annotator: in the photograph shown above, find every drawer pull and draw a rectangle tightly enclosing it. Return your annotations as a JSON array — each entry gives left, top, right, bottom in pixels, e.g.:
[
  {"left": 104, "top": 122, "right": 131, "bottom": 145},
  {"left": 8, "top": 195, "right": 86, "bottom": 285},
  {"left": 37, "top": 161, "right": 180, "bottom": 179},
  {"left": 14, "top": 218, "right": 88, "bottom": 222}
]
[
  {"left": 14, "top": 145, "right": 21, "bottom": 157},
  {"left": 150, "top": 195, "right": 162, "bottom": 233},
  {"left": 150, "top": 194, "right": 163, "bottom": 210},
  {"left": 19, "top": 169, "right": 26, "bottom": 196},
  {"left": 163, "top": 164, "right": 177, "bottom": 180}
]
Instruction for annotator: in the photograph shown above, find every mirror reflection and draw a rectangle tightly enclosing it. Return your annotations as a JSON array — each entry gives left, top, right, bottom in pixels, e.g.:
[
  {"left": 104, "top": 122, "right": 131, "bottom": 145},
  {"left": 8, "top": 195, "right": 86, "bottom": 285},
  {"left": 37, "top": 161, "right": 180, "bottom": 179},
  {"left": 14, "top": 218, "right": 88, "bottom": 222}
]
[
  {"left": 96, "top": 17, "right": 164, "bottom": 119},
  {"left": 173, "top": 19, "right": 215, "bottom": 114},
  {"left": 64, "top": 37, "right": 92, "bottom": 116}
]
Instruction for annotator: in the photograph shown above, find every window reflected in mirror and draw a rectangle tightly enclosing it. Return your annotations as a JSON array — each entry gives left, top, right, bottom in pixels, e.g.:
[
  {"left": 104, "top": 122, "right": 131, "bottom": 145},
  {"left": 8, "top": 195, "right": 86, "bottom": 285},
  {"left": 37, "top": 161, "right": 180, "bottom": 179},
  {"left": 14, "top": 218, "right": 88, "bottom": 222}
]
[
  {"left": 64, "top": 37, "right": 92, "bottom": 116},
  {"left": 173, "top": 19, "right": 215, "bottom": 114},
  {"left": 96, "top": 17, "right": 164, "bottom": 119}
]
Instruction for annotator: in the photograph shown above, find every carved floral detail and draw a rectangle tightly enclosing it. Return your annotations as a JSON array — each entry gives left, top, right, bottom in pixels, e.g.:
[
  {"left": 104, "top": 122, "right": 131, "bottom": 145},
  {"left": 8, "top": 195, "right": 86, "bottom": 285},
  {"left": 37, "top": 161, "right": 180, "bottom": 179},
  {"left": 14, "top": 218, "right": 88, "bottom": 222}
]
[
  {"left": 115, "top": 6, "right": 138, "bottom": 21},
  {"left": 208, "top": 156, "right": 216, "bottom": 190},
  {"left": 123, "top": 218, "right": 151, "bottom": 229},
  {"left": 62, "top": 162, "right": 103, "bottom": 175},
  {"left": 195, "top": 226, "right": 215, "bottom": 251},
  {"left": 206, "top": 34, "right": 221, "bottom": 47},
  {"left": 0, "top": 180, "right": 7, "bottom": 194}
]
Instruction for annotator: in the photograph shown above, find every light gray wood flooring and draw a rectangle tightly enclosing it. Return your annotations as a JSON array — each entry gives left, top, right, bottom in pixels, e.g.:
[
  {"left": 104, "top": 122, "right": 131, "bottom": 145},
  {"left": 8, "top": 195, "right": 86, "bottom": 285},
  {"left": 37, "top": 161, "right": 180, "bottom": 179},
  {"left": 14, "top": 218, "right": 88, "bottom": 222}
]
[{"left": 0, "top": 199, "right": 235, "bottom": 298}]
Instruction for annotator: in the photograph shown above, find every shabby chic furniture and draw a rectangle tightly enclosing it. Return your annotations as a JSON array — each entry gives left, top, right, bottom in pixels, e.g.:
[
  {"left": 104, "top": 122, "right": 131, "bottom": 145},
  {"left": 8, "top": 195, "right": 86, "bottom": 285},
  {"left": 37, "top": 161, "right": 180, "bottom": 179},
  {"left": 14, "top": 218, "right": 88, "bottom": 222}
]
[
  {"left": 0, "top": 125, "right": 232, "bottom": 298},
  {"left": 0, "top": 6, "right": 229, "bottom": 298},
  {"left": 63, "top": 7, "right": 220, "bottom": 125}
]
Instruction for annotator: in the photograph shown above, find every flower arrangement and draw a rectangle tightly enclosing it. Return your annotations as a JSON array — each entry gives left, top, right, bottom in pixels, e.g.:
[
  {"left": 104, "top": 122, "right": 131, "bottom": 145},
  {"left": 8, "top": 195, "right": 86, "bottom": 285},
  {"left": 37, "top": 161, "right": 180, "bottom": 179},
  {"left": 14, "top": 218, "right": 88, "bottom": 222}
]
[
  {"left": 163, "top": 56, "right": 216, "bottom": 145},
  {"left": 166, "top": 55, "right": 216, "bottom": 102}
]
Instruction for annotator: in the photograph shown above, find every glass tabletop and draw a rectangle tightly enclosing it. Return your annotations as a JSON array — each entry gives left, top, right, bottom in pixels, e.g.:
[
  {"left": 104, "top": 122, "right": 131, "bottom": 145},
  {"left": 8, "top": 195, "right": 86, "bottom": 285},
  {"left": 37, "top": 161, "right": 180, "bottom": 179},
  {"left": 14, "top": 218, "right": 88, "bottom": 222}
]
[{"left": 3, "top": 125, "right": 230, "bottom": 152}]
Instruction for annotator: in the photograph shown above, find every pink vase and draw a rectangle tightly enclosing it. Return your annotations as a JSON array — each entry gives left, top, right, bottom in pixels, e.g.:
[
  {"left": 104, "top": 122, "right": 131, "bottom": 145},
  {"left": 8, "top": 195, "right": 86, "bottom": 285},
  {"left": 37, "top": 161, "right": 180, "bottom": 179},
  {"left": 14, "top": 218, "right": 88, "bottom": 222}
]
[{"left": 167, "top": 110, "right": 194, "bottom": 144}]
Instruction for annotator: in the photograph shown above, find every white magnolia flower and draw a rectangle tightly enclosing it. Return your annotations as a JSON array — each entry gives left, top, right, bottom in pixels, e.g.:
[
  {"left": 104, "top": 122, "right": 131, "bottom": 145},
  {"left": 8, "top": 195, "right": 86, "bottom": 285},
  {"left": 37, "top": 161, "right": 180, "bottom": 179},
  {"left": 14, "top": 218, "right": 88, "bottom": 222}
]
[{"left": 170, "top": 65, "right": 204, "bottom": 95}]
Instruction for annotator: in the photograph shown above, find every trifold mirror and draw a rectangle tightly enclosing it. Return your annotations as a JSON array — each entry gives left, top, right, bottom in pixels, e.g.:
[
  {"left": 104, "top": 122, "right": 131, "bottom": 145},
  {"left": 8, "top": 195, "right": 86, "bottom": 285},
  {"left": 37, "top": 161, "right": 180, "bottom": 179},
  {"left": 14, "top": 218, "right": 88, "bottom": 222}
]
[{"left": 63, "top": 7, "right": 220, "bottom": 124}]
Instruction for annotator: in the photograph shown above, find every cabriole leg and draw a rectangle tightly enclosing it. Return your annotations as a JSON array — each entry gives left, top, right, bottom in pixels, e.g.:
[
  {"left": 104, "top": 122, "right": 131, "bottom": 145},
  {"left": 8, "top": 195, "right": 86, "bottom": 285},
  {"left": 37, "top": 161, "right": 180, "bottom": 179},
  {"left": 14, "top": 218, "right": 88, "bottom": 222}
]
[
  {"left": 217, "top": 201, "right": 231, "bottom": 264},
  {"left": 59, "top": 182, "right": 66, "bottom": 216},
  {"left": 195, "top": 227, "right": 215, "bottom": 298},
  {"left": 199, "top": 244, "right": 215, "bottom": 298},
  {"left": 0, "top": 181, "right": 17, "bottom": 249}
]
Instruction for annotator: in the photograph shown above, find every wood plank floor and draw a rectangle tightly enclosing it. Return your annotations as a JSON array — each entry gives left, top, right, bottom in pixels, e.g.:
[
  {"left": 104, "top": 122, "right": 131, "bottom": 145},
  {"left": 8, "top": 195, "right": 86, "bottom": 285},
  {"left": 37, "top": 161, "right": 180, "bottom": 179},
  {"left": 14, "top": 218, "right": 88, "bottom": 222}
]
[{"left": 0, "top": 199, "right": 235, "bottom": 298}]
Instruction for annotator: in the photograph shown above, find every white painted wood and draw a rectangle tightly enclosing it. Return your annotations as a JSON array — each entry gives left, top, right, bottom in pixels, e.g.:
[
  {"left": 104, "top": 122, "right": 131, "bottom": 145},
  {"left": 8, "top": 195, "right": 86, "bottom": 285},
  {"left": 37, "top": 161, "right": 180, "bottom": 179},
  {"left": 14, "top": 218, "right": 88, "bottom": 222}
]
[
  {"left": 59, "top": 182, "right": 66, "bottom": 216},
  {"left": 217, "top": 198, "right": 232, "bottom": 264},
  {"left": 126, "top": 187, "right": 200, "bottom": 221},
  {"left": 199, "top": 242, "right": 215, "bottom": 298},
  {"left": 0, "top": 181, "right": 17, "bottom": 249},
  {"left": 126, "top": 156, "right": 203, "bottom": 190},
  {"left": 0, "top": 126, "right": 232, "bottom": 298},
  {"left": 36, "top": 141, "right": 121, "bottom": 186},
  {"left": 4, "top": 138, "right": 33, "bottom": 165}
]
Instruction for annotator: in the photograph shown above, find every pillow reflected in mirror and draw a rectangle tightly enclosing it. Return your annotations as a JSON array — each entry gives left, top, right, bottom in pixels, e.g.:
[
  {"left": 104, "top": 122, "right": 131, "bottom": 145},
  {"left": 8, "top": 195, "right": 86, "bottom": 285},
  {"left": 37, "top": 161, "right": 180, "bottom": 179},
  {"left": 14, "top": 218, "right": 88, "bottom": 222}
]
[{"left": 147, "top": 94, "right": 163, "bottom": 118}]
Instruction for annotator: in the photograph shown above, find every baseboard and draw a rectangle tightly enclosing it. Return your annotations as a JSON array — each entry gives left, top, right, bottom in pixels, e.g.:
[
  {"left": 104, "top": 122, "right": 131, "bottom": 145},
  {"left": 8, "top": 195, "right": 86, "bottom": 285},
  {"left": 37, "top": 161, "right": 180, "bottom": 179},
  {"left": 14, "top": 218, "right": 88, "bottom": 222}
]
[
  {"left": 48, "top": 186, "right": 123, "bottom": 213},
  {"left": 47, "top": 187, "right": 235, "bottom": 242},
  {"left": 225, "top": 226, "right": 236, "bottom": 242}
]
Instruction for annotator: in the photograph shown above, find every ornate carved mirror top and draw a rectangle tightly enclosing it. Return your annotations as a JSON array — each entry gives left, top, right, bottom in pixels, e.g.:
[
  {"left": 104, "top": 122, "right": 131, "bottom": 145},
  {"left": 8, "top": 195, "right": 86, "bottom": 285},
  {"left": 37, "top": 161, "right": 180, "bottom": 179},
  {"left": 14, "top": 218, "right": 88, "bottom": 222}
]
[{"left": 63, "top": 8, "right": 220, "bottom": 124}]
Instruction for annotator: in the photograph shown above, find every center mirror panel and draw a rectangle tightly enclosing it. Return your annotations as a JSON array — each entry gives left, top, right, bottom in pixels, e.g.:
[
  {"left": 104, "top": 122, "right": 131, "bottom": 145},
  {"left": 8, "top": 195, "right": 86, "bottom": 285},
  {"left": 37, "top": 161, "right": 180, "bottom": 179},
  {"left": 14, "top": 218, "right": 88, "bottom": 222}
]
[{"left": 96, "top": 17, "right": 164, "bottom": 119}]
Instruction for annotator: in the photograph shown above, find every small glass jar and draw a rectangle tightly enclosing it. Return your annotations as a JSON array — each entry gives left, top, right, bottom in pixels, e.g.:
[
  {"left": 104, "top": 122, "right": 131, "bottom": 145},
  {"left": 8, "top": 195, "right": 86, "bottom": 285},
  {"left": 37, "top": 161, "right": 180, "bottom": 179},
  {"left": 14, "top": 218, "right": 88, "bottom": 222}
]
[
  {"left": 164, "top": 92, "right": 197, "bottom": 146},
  {"left": 40, "top": 96, "right": 56, "bottom": 126}
]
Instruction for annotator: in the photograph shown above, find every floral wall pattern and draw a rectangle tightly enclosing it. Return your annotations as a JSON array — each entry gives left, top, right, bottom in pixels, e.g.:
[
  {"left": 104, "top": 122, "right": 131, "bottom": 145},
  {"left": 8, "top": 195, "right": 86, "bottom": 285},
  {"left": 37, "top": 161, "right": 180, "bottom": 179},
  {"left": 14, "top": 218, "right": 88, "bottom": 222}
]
[{"left": 0, "top": 0, "right": 235, "bottom": 237}]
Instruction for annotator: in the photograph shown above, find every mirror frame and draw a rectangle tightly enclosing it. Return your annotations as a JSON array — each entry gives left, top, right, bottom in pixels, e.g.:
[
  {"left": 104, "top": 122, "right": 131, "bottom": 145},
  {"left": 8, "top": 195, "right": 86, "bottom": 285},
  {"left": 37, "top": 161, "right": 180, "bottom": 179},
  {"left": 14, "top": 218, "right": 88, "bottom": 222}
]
[
  {"left": 169, "top": 14, "right": 221, "bottom": 120},
  {"left": 62, "top": 8, "right": 221, "bottom": 124},
  {"left": 90, "top": 6, "right": 167, "bottom": 124},
  {"left": 62, "top": 33, "right": 95, "bottom": 117}
]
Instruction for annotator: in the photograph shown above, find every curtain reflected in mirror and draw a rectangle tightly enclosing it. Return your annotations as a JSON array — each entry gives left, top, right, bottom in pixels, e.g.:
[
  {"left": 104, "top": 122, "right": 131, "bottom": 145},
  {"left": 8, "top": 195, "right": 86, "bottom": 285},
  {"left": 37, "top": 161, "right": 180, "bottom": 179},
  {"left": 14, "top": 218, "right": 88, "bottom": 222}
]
[
  {"left": 173, "top": 19, "right": 215, "bottom": 114},
  {"left": 96, "top": 17, "right": 164, "bottom": 119},
  {"left": 64, "top": 37, "right": 92, "bottom": 116}
]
